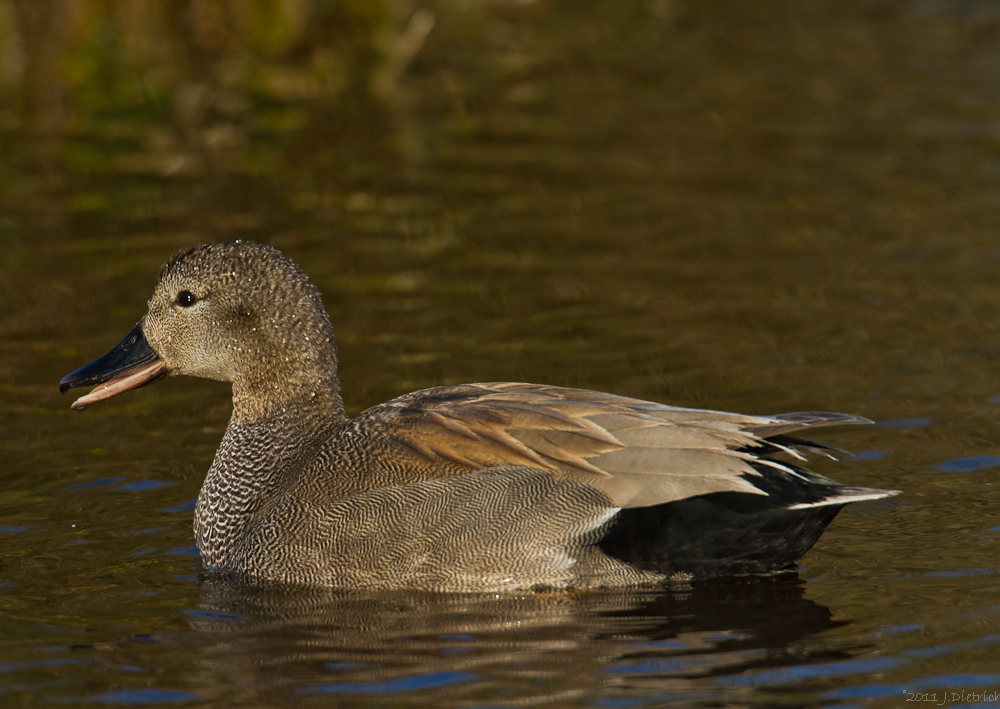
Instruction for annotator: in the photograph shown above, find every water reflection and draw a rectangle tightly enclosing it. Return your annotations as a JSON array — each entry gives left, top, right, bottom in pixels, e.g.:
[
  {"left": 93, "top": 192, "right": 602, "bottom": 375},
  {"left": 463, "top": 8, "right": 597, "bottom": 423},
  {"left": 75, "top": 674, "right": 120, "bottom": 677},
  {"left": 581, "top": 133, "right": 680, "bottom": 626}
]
[
  {"left": 191, "top": 573, "right": 846, "bottom": 705},
  {"left": 0, "top": 0, "right": 423, "bottom": 253},
  {"left": 5, "top": 0, "right": 1000, "bottom": 704}
]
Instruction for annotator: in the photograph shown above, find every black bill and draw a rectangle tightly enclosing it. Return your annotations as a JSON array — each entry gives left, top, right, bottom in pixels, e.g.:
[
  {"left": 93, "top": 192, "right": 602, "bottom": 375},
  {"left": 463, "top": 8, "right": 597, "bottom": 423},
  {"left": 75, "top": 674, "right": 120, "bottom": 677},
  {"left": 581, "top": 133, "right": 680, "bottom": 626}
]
[{"left": 59, "top": 321, "right": 169, "bottom": 411}]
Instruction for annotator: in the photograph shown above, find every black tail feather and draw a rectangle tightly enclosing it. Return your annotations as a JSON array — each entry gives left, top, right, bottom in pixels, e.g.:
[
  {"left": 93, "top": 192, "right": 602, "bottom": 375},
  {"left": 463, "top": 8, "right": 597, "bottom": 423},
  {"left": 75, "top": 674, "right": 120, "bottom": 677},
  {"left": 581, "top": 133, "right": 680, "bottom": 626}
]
[{"left": 599, "top": 491, "right": 844, "bottom": 577}]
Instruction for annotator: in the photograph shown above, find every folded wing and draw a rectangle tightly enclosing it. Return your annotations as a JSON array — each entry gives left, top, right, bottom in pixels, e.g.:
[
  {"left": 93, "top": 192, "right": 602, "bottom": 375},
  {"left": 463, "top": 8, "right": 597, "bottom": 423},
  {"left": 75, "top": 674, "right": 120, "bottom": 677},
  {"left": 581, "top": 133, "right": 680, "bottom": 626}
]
[{"left": 367, "top": 382, "right": 878, "bottom": 509}]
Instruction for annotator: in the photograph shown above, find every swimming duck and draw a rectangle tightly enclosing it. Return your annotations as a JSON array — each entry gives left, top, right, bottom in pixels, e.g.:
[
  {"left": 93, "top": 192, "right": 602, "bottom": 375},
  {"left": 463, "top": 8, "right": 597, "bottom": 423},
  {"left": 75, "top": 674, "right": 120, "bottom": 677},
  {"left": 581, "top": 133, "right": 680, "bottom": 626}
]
[{"left": 60, "top": 242, "right": 896, "bottom": 591}]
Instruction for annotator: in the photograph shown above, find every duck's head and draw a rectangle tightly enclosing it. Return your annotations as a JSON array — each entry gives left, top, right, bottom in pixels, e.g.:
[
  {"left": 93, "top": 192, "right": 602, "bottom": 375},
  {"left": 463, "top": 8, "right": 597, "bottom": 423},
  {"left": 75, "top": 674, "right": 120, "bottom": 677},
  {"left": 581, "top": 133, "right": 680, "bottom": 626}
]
[{"left": 60, "top": 242, "right": 340, "bottom": 420}]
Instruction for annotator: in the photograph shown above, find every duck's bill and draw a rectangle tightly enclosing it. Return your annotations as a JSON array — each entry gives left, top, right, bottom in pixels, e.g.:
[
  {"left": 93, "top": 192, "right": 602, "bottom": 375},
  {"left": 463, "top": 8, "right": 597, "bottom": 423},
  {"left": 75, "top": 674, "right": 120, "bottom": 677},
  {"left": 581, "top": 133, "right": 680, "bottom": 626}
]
[{"left": 59, "top": 321, "right": 170, "bottom": 411}]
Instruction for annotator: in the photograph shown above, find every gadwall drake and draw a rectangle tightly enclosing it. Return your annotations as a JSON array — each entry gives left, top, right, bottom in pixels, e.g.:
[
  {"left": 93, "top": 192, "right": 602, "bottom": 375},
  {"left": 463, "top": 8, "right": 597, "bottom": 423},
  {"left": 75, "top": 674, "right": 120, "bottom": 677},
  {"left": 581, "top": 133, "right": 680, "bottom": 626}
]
[{"left": 60, "top": 243, "right": 896, "bottom": 591}]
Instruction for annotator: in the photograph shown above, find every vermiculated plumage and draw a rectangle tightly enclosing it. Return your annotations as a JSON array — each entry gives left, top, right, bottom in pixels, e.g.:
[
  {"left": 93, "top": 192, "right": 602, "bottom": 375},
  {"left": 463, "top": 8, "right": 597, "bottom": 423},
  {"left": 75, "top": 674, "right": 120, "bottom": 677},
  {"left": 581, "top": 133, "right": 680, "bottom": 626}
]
[{"left": 60, "top": 242, "right": 897, "bottom": 591}]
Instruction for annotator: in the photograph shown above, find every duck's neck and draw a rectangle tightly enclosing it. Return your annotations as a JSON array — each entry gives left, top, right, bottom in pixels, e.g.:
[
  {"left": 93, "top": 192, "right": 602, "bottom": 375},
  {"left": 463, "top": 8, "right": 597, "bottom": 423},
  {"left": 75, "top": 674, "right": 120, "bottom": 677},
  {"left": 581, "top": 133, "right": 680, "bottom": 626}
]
[
  {"left": 231, "top": 370, "right": 345, "bottom": 424},
  {"left": 228, "top": 323, "right": 347, "bottom": 425},
  {"left": 194, "top": 398, "right": 340, "bottom": 569},
  {"left": 195, "top": 312, "right": 348, "bottom": 569}
]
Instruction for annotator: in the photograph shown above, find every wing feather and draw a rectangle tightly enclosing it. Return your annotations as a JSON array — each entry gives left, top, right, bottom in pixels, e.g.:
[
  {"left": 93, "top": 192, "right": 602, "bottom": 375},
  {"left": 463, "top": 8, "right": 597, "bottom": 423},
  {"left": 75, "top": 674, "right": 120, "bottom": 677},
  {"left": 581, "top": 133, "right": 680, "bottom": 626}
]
[{"left": 368, "top": 382, "right": 873, "bottom": 509}]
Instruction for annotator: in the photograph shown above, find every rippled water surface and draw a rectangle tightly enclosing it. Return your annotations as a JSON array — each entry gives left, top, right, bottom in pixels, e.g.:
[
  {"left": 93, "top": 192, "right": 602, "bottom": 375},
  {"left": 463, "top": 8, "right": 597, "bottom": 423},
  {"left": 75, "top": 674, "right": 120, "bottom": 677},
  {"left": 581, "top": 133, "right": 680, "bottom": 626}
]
[{"left": 3, "top": 1, "right": 1000, "bottom": 706}]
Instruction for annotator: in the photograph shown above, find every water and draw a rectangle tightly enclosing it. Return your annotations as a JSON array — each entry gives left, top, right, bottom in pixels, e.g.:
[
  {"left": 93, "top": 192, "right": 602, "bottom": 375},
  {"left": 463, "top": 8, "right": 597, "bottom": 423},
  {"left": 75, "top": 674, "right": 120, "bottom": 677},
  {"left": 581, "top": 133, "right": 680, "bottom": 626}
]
[{"left": 2, "top": 0, "right": 1000, "bottom": 705}]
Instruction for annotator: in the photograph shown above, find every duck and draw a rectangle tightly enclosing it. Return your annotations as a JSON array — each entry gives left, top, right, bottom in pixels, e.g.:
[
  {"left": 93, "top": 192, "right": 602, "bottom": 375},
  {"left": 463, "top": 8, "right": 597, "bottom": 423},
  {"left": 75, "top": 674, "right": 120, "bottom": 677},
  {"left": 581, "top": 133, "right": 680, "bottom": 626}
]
[{"left": 59, "top": 242, "right": 896, "bottom": 591}]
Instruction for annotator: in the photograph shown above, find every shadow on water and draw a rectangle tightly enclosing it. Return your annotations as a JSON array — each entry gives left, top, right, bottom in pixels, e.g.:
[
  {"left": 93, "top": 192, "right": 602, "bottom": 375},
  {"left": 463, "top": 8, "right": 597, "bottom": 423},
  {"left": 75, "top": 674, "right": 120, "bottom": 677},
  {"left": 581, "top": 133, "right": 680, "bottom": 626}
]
[{"left": 186, "top": 573, "right": 850, "bottom": 706}]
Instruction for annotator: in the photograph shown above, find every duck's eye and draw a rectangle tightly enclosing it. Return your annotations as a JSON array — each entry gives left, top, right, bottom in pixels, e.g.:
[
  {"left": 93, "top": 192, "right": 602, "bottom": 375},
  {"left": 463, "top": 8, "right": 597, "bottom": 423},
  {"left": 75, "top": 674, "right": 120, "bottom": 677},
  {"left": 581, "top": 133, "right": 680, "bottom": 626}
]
[{"left": 177, "top": 290, "right": 198, "bottom": 307}]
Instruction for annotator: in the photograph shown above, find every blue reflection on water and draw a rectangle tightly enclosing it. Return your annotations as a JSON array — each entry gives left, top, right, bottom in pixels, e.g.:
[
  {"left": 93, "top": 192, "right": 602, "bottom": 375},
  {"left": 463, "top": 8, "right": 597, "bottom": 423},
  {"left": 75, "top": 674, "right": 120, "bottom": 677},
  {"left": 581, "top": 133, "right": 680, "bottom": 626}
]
[
  {"left": 714, "top": 655, "right": 900, "bottom": 686},
  {"left": 182, "top": 609, "right": 247, "bottom": 622},
  {"left": 65, "top": 477, "right": 124, "bottom": 491},
  {"left": 80, "top": 688, "right": 201, "bottom": 704},
  {"left": 932, "top": 456, "right": 1000, "bottom": 473},
  {"left": 0, "top": 658, "right": 88, "bottom": 673},
  {"left": 926, "top": 568, "right": 998, "bottom": 578},
  {"left": 852, "top": 450, "right": 888, "bottom": 462},
  {"left": 298, "top": 670, "right": 480, "bottom": 695},
  {"left": 589, "top": 694, "right": 705, "bottom": 708},
  {"left": 119, "top": 480, "right": 171, "bottom": 492}
]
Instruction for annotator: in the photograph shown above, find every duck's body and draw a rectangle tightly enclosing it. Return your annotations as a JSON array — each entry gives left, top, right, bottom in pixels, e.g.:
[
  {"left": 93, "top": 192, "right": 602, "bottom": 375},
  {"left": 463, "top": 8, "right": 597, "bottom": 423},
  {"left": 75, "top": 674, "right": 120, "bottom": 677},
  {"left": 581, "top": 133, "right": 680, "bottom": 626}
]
[{"left": 60, "top": 243, "right": 896, "bottom": 591}]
